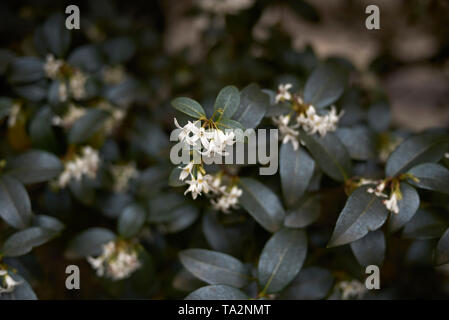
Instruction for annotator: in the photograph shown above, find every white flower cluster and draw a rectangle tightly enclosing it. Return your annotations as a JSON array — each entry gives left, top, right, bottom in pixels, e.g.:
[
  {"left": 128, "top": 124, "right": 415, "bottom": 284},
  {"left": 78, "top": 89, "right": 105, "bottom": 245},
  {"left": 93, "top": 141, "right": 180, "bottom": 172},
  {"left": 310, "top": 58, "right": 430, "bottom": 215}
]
[
  {"left": 197, "top": 0, "right": 255, "bottom": 15},
  {"left": 69, "top": 70, "right": 88, "bottom": 100},
  {"left": 87, "top": 241, "right": 141, "bottom": 281},
  {"left": 102, "top": 65, "right": 126, "bottom": 84},
  {"left": 56, "top": 146, "right": 100, "bottom": 188},
  {"left": 445, "top": 152, "right": 449, "bottom": 159},
  {"left": 111, "top": 163, "right": 138, "bottom": 193},
  {"left": 52, "top": 104, "right": 86, "bottom": 128},
  {"left": 271, "top": 83, "right": 343, "bottom": 151},
  {"left": 99, "top": 101, "right": 127, "bottom": 135},
  {"left": 336, "top": 280, "right": 366, "bottom": 300},
  {"left": 7, "top": 103, "right": 21, "bottom": 128},
  {"left": 366, "top": 179, "right": 401, "bottom": 214},
  {"left": 43, "top": 54, "right": 64, "bottom": 79},
  {"left": 174, "top": 118, "right": 236, "bottom": 157},
  {"left": 211, "top": 184, "right": 243, "bottom": 213},
  {"left": 0, "top": 270, "right": 22, "bottom": 294}
]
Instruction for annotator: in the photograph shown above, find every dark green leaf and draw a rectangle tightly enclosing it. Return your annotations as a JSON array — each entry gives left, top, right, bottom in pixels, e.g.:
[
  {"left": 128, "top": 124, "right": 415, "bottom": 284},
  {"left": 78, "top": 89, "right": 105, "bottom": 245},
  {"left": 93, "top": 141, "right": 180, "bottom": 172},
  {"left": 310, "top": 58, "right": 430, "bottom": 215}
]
[
  {"left": 185, "top": 285, "right": 248, "bottom": 300},
  {"left": 435, "top": 228, "right": 449, "bottom": 266},
  {"left": 65, "top": 228, "right": 116, "bottom": 259},
  {"left": 303, "top": 64, "right": 346, "bottom": 108},
  {"left": 299, "top": 130, "right": 351, "bottom": 182},
  {"left": 408, "top": 163, "right": 449, "bottom": 194},
  {"left": 387, "top": 183, "right": 420, "bottom": 233},
  {"left": 336, "top": 126, "right": 376, "bottom": 160},
  {"left": 2, "top": 227, "right": 56, "bottom": 257},
  {"left": 386, "top": 132, "right": 449, "bottom": 177},
  {"left": 5, "top": 150, "right": 63, "bottom": 184},
  {"left": 281, "top": 267, "right": 333, "bottom": 300},
  {"left": 233, "top": 83, "right": 269, "bottom": 129},
  {"left": 8, "top": 57, "right": 44, "bottom": 85},
  {"left": 284, "top": 194, "right": 321, "bottom": 228},
  {"left": 179, "top": 249, "right": 251, "bottom": 288},
  {"left": 68, "top": 109, "right": 109, "bottom": 144},
  {"left": 214, "top": 85, "right": 240, "bottom": 120},
  {"left": 118, "top": 204, "right": 146, "bottom": 238},
  {"left": 258, "top": 228, "right": 307, "bottom": 294},
  {"left": 280, "top": 144, "right": 315, "bottom": 208},
  {"left": 40, "top": 14, "right": 71, "bottom": 57},
  {"left": 368, "top": 101, "right": 391, "bottom": 133},
  {"left": 33, "top": 215, "right": 64, "bottom": 233},
  {"left": 402, "top": 209, "right": 447, "bottom": 240},
  {"left": 328, "top": 186, "right": 389, "bottom": 247},
  {"left": 171, "top": 97, "right": 205, "bottom": 119},
  {"left": 239, "top": 178, "right": 285, "bottom": 233},
  {"left": 350, "top": 229, "right": 385, "bottom": 267},
  {"left": 0, "top": 175, "right": 32, "bottom": 229}
]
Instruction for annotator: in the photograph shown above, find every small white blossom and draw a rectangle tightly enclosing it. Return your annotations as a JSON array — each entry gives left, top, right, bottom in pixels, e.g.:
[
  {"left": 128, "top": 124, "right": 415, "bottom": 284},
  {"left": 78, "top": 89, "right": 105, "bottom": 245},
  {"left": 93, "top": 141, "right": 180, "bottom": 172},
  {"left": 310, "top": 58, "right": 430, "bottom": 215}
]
[
  {"left": 58, "top": 82, "right": 68, "bottom": 102},
  {"left": 367, "top": 181, "right": 388, "bottom": 198},
  {"left": 272, "top": 114, "right": 300, "bottom": 150},
  {"left": 0, "top": 270, "right": 22, "bottom": 294},
  {"left": 69, "top": 70, "right": 88, "bottom": 100},
  {"left": 87, "top": 241, "right": 141, "bottom": 281},
  {"left": 43, "top": 54, "right": 64, "bottom": 79},
  {"left": 52, "top": 104, "right": 86, "bottom": 128},
  {"left": 337, "top": 280, "right": 366, "bottom": 300},
  {"left": 111, "top": 163, "right": 138, "bottom": 193},
  {"left": 211, "top": 185, "right": 243, "bottom": 213},
  {"left": 56, "top": 146, "right": 100, "bottom": 188},
  {"left": 445, "top": 153, "right": 449, "bottom": 159},
  {"left": 7, "top": 103, "right": 21, "bottom": 127},
  {"left": 275, "top": 83, "right": 292, "bottom": 103},
  {"left": 174, "top": 118, "right": 201, "bottom": 146},
  {"left": 179, "top": 161, "right": 195, "bottom": 181},
  {"left": 184, "top": 172, "right": 212, "bottom": 199},
  {"left": 296, "top": 105, "right": 343, "bottom": 137},
  {"left": 384, "top": 192, "right": 400, "bottom": 214}
]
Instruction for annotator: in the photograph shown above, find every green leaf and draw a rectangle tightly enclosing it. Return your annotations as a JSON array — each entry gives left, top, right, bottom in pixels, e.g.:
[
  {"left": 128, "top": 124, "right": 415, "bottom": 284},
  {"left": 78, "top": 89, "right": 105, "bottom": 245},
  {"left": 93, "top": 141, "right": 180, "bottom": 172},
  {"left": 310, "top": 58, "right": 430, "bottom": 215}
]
[
  {"left": 216, "top": 118, "right": 245, "bottom": 131},
  {"left": 284, "top": 194, "right": 321, "bottom": 228},
  {"left": 214, "top": 85, "right": 240, "bottom": 120},
  {"left": 171, "top": 97, "right": 205, "bottom": 119},
  {"left": 387, "top": 183, "right": 420, "bottom": 233},
  {"left": 328, "top": 186, "right": 389, "bottom": 247},
  {"left": 233, "top": 83, "right": 269, "bottom": 129},
  {"left": 336, "top": 126, "right": 376, "bottom": 160},
  {"left": 350, "top": 230, "right": 385, "bottom": 267},
  {"left": 168, "top": 167, "right": 186, "bottom": 187},
  {"left": 435, "top": 228, "right": 449, "bottom": 266},
  {"left": 303, "top": 63, "right": 347, "bottom": 108},
  {"left": 0, "top": 275, "right": 37, "bottom": 300},
  {"left": 68, "top": 109, "right": 109, "bottom": 144},
  {"left": 163, "top": 205, "right": 199, "bottom": 234},
  {"left": 33, "top": 214, "right": 65, "bottom": 233},
  {"left": 179, "top": 249, "right": 251, "bottom": 288},
  {"left": 29, "top": 106, "right": 58, "bottom": 151},
  {"left": 1, "top": 227, "right": 56, "bottom": 257},
  {"left": 368, "top": 101, "right": 391, "bottom": 133},
  {"left": 385, "top": 132, "right": 449, "bottom": 177},
  {"left": 185, "top": 285, "right": 248, "bottom": 300},
  {"left": 298, "top": 130, "right": 351, "bottom": 182},
  {"left": 8, "top": 57, "right": 44, "bottom": 85},
  {"left": 0, "top": 97, "right": 13, "bottom": 121},
  {"left": 40, "top": 14, "right": 71, "bottom": 57},
  {"left": 407, "top": 163, "right": 449, "bottom": 195},
  {"left": 238, "top": 178, "right": 285, "bottom": 233},
  {"left": 5, "top": 150, "right": 63, "bottom": 184},
  {"left": 118, "top": 204, "right": 146, "bottom": 238},
  {"left": 0, "top": 175, "right": 32, "bottom": 229},
  {"left": 402, "top": 209, "right": 448, "bottom": 240},
  {"left": 280, "top": 144, "right": 315, "bottom": 208},
  {"left": 258, "top": 228, "right": 307, "bottom": 294},
  {"left": 281, "top": 267, "right": 334, "bottom": 300},
  {"left": 65, "top": 228, "right": 116, "bottom": 259}
]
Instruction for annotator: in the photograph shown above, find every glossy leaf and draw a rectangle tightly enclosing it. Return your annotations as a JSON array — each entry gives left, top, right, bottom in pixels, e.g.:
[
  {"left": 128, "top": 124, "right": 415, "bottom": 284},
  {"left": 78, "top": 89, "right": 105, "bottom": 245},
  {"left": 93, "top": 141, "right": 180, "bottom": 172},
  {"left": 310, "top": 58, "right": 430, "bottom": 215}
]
[
  {"left": 118, "top": 204, "right": 146, "bottom": 238},
  {"left": 185, "top": 285, "right": 248, "bottom": 300},
  {"left": 171, "top": 97, "right": 205, "bottom": 119},
  {"left": 350, "top": 229, "right": 385, "bottom": 267},
  {"left": 233, "top": 83, "right": 269, "bottom": 129},
  {"left": 0, "top": 175, "right": 32, "bottom": 229},
  {"left": 65, "top": 228, "right": 116, "bottom": 259},
  {"left": 214, "top": 85, "right": 240, "bottom": 120},
  {"left": 407, "top": 163, "right": 449, "bottom": 194},
  {"left": 387, "top": 183, "right": 420, "bottom": 233}
]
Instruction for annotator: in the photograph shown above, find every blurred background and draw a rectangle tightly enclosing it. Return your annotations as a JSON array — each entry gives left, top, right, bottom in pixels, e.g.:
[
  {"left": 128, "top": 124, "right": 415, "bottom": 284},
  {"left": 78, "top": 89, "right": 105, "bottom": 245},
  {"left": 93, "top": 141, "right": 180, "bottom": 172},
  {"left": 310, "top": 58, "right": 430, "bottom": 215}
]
[{"left": 0, "top": 0, "right": 448, "bottom": 299}]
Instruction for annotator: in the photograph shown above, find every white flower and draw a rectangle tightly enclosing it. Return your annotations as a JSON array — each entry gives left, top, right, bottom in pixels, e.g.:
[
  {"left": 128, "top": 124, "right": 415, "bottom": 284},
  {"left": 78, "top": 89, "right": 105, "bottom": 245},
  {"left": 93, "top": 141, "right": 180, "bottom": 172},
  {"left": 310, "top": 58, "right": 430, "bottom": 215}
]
[
  {"left": 52, "top": 104, "right": 86, "bottom": 128},
  {"left": 367, "top": 181, "right": 388, "bottom": 198},
  {"left": 111, "top": 163, "right": 138, "bottom": 193},
  {"left": 87, "top": 241, "right": 141, "bottom": 281},
  {"left": 184, "top": 172, "right": 211, "bottom": 199},
  {"left": 56, "top": 146, "right": 100, "bottom": 188},
  {"left": 44, "top": 54, "right": 64, "bottom": 79},
  {"left": 179, "top": 161, "right": 194, "bottom": 181},
  {"left": 0, "top": 271, "right": 22, "bottom": 294},
  {"left": 69, "top": 70, "right": 88, "bottom": 100},
  {"left": 445, "top": 153, "right": 449, "bottom": 159},
  {"left": 7, "top": 103, "right": 21, "bottom": 127},
  {"left": 211, "top": 185, "right": 242, "bottom": 213},
  {"left": 337, "top": 280, "right": 366, "bottom": 300},
  {"left": 174, "top": 118, "right": 200, "bottom": 146},
  {"left": 275, "top": 83, "right": 292, "bottom": 103},
  {"left": 296, "top": 105, "right": 343, "bottom": 137},
  {"left": 384, "top": 193, "right": 399, "bottom": 214},
  {"left": 272, "top": 114, "right": 300, "bottom": 150}
]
